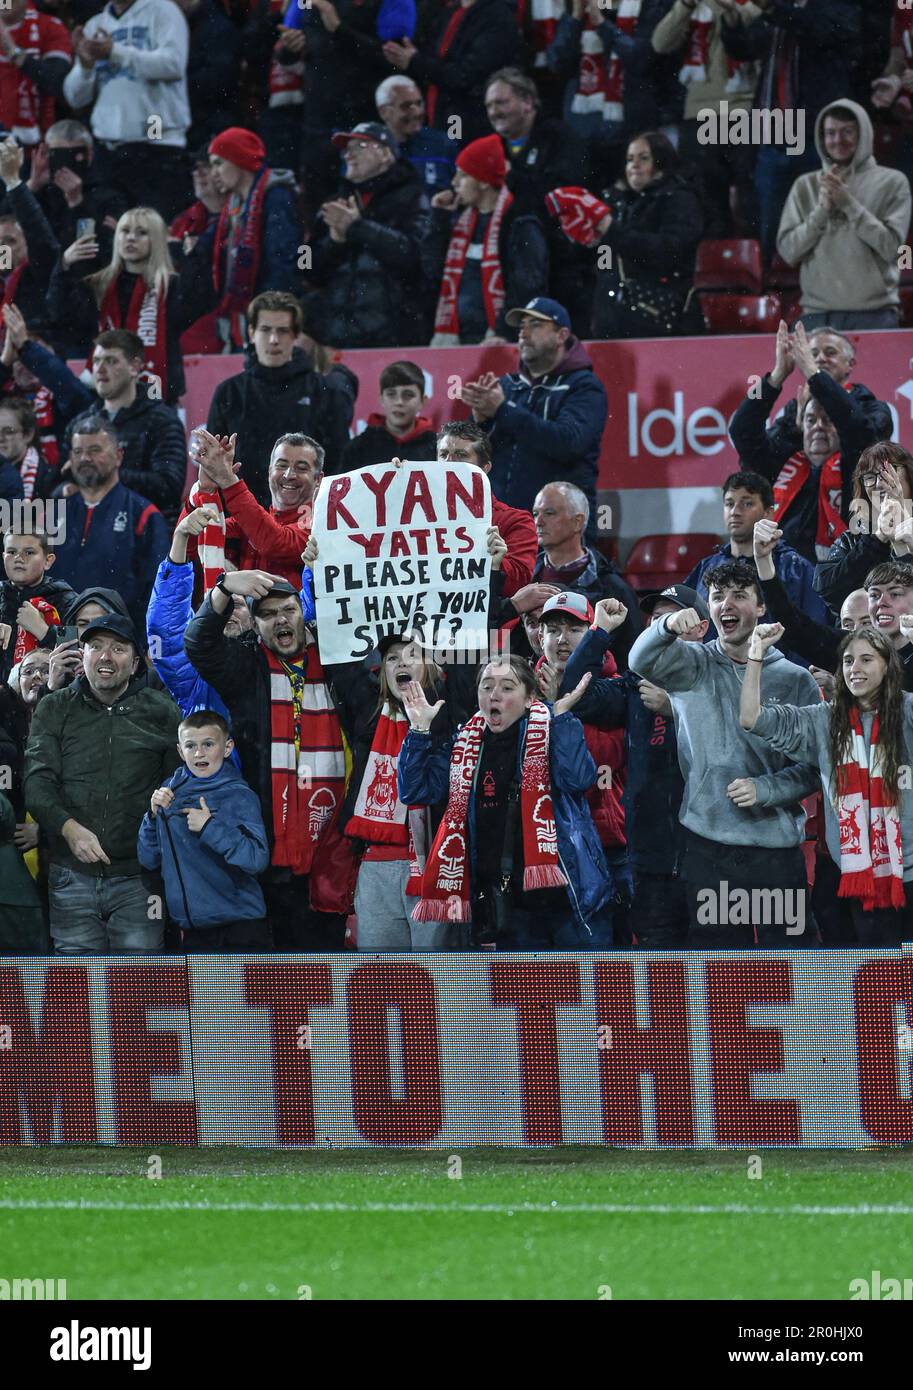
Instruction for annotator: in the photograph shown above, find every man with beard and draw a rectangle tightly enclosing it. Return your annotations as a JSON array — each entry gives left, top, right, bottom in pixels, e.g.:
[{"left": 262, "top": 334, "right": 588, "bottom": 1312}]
[
  {"left": 25, "top": 612, "right": 181, "bottom": 953},
  {"left": 188, "top": 429, "right": 322, "bottom": 586},
  {"left": 184, "top": 570, "right": 348, "bottom": 949},
  {"left": 46, "top": 417, "right": 170, "bottom": 639}
]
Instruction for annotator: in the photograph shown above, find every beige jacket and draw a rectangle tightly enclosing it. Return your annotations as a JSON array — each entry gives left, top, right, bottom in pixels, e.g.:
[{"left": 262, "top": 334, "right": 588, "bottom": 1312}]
[
  {"left": 652, "top": 0, "right": 762, "bottom": 121},
  {"left": 777, "top": 99, "right": 912, "bottom": 312}
]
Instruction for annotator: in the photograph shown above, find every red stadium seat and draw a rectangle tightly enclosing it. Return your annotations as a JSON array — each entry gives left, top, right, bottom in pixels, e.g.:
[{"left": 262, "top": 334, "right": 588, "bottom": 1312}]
[
  {"left": 699, "top": 292, "right": 782, "bottom": 334},
  {"left": 623, "top": 533, "right": 719, "bottom": 592},
  {"left": 693, "top": 238, "right": 764, "bottom": 293},
  {"left": 766, "top": 253, "right": 800, "bottom": 291}
]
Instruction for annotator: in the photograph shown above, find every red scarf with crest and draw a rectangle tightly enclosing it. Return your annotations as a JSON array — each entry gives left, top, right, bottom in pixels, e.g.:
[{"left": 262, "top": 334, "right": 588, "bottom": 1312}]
[
  {"left": 98, "top": 274, "right": 169, "bottom": 398},
  {"left": 412, "top": 701, "right": 565, "bottom": 923},
  {"left": 265, "top": 642, "right": 347, "bottom": 875},
  {"left": 772, "top": 450, "right": 846, "bottom": 560},
  {"left": 572, "top": 0, "right": 641, "bottom": 125}
]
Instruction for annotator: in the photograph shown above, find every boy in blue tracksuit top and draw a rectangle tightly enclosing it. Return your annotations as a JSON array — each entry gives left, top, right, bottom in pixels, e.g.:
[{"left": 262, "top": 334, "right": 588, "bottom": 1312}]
[{"left": 137, "top": 709, "right": 271, "bottom": 952}]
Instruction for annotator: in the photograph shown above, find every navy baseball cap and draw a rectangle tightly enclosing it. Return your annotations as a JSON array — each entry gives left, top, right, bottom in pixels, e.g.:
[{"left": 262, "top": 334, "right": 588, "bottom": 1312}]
[
  {"left": 505, "top": 297, "right": 572, "bottom": 330},
  {"left": 332, "top": 122, "right": 399, "bottom": 154},
  {"left": 79, "top": 614, "right": 139, "bottom": 648},
  {"left": 640, "top": 584, "right": 710, "bottom": 624}
]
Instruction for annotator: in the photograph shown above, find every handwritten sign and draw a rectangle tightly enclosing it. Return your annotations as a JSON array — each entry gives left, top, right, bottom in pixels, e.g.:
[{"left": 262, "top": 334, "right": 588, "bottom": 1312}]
[{"left": 311, "top": 461, "right": 492, "bottom": 662}]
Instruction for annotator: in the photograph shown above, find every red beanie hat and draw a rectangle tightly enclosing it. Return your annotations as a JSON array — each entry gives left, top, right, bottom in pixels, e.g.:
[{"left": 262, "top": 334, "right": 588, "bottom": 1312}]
[
  {"left": 455, "top": 135, "right": 507, "bottom": 189},
  {"left": 208, "top": 127, "right": 266, "bottom": 173}
]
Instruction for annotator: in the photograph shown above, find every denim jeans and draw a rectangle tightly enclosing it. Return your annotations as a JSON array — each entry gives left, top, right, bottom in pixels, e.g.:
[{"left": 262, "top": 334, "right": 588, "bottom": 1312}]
[
  {"left": 48, "top": 864, "right": 164, "bottom": 954},
  {"left": 755, "top": 143, "right": 821, "bottom": 260}
]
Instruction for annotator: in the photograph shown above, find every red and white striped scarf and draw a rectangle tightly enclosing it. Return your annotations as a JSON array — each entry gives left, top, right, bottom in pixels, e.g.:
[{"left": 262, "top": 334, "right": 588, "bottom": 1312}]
[
  {"left": 517, "top": 0, "right": 563, "bottom": 68},
  {"left": 433, "top": 185, "right": 513, "bottom": 343},
  {"left": 836, "top": 708, "right": 906, "bottom": 912},
  {"left": 572, "top": 0, "right": 641, "bottom": 126},
  {"left": 678, "top": 0, "right": 756, "bottom": 95},
  {"left": 98, "top": 274, "right": 170, "bottom": 399},
  {"left": 412, "top": 700, "right": 565, "bottom": 923},
  {"left": 185, "top": 480, "right": 226, "bottom": 592},
  {"left": 345, "top": 705, "right": 424, "bottom": 892},
  {"left": 265, "top": 642, "right": 347, "bottom": 876},
  {"left": 17, "top": 445, "right": 40, "bottom": 500}
]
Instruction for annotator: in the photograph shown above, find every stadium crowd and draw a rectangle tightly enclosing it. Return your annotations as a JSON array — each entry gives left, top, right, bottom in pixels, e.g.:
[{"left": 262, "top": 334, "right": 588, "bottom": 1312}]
[{"left": 0, "top": 0, "right": 911, "bottom": 954}]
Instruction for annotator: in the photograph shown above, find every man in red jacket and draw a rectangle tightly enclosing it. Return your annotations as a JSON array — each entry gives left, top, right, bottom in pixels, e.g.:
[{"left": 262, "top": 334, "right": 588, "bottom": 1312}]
[
  {"left": 190, "top": 429, "right": 320, "bottom": 587},
  {"left": 435, "top": 418, "right": 535, "bottom": 598}
]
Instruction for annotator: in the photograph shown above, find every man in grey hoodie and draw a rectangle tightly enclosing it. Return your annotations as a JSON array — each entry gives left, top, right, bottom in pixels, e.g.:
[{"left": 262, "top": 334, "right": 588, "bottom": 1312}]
[
  {"left": 777, "top": 98, "right": 912, "bottom": 331},
  {"left": 629, "top": 558, "right": 821, "bottom": 947}
]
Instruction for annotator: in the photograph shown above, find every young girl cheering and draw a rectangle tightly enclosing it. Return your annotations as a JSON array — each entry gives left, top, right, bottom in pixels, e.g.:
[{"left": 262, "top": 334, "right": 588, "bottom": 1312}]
[
  {"left": 741, "top": 621, "right": 913, "bottom": 945},
  {"left": 398, "top": 656, "right": 612, "bottom": 949}
]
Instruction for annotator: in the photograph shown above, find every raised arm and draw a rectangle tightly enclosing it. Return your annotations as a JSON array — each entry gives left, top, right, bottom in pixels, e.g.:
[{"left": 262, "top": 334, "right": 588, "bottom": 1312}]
[{"left": 739, "top": 622, "right": 784, "bottom": 730}]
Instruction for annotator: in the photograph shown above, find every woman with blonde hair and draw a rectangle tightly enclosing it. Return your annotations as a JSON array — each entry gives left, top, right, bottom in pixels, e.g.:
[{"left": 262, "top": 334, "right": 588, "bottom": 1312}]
[{"left": 47, "top": 206, "right": 210, "bottom": 402}]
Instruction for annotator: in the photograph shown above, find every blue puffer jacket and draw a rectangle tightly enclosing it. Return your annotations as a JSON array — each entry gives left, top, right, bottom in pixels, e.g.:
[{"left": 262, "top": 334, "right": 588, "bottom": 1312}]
[
  {"left": 147, "top": 561, "right": 317, "bottom": 763},
  {"left": 137, "top": 761, "right": 269, "bottom": 930},
  {"left": 397, "top": 710, "right": 612, "bottom": 937},
  {"left": 485, "top": 337, "right": 608, "bottom": 538},
  {"left": 146, "top": 558, "right": 237, "bottom": 759}
]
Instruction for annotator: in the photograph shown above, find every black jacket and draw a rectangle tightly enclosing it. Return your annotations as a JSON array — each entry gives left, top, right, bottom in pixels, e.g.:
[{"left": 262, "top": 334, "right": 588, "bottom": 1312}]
[
  {"left": 277, "top": 0, "right": 391, "bottom": 132},
  {"left": 45, "top": 263, "right": 211, "bottom": 401},
  {"left": 0, "top": 182, "right": 60, "bottom": 331},
  {"left": 729, "top": 371, "right": 863, "bottom": 566},
  {"left": 36, "top": 173, "right": 130, "bottom": 274},
  {"left": 591, "top": 172, "right": 703, "bottom": 336},
  {"left": 186, "top": 0, "right": 242, "bottom": 145},
  {"left": 421, "top": 200, "right": 549, "bottom": 341},
  {"left": 722, "top": 0, "right": 869, "bottom": 122},
  {"left": 308, "top": 161, "right": 430, "bottom": 349},
  {"left": 560, "top": 625, "right": 685, "bottom": 875},
  {"left": 761, "top": 568, "right": 913, "bottom": 690},
  {"left": 339, "top": 423, "right": 437, "bottom": 473},
  {"left": 812, "top": 531, "right": 907, "bottom": 613},
  {"left": 66, "top": 384, "right": 187, "bottom": 527},
  {"left": 206, "top": 347, "right": 354, "bottom": 505},
  {"left": 765, "top": 379, "right": 892, "bottom": 471},
  {"left": 0, "top": 575, "right": 76, "bottom": 685},
  {"left": 406, "top": 0, "right": 520, "bottom": 143},
  {"left": 532, "top": 545, "right": 644, "bottom": 672}
]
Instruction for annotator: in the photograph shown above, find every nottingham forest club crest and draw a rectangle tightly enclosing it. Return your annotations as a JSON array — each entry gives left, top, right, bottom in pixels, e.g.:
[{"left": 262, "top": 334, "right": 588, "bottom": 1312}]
[{"left": 363, "top": 755, "right": 398, "bottom": 821}]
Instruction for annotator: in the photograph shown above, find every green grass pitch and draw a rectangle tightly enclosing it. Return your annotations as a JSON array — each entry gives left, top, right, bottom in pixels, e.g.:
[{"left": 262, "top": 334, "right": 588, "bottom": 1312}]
[{"left": 1, "top": 1147, "right": 912, "bottom": 1300}]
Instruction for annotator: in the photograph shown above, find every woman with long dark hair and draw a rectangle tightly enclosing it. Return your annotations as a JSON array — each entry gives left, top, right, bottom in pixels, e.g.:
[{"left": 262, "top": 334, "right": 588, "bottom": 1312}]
[
  {"left": 587, "top": 129, "right": 703, "bottom": 339},
  {"left": 816, "top": 442, "right": 913, "bottom": 613},
  {"left": 740, "top": 621, "right": 913, "bottom": 944}
]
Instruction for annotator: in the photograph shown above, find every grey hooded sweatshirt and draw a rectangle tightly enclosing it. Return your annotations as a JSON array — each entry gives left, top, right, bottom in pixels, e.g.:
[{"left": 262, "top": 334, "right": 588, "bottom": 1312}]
[
  {"left": 751, "top": 698, "right": 913, "bottom": 881},
  {"left": 777, "top": 98, "right": 912, "bottom": 313},
  {"left": 629, "top": 618, "right": 820, "bottom": 848}
]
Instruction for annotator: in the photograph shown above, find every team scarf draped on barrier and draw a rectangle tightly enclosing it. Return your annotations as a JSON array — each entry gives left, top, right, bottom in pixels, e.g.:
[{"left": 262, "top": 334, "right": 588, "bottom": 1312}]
[
  {"left": 772, "top": 450, "right": 846, "bottom": 561},
  {"left": 836, "top": 708, "right": 906, "bottom": 911},
  {"left": 184, "top": 480, "right": 226, "bottom": 593},
  {"left": 265, "top": 643, "right": 347, "bottom": 876},
  {"left": 412, "top": 701, "right": 565, "bottom": 923},
  {"left": 345, "top": 705, "right": 424, "bottom": 893},
  {"left": 212, "top": 166, "right": 271, "bottom": 349},
  {"left": 572, "top": 0, "right": 641, "bottom": 125},
  {"left": 433, "top": 186, "right": 513, "bottom": 344},
  {"left": 98, "top": 275, "right": 169, "bottom": 394},
  {"left": 677, "top": 0, "right": 757, "bottom": 96}
]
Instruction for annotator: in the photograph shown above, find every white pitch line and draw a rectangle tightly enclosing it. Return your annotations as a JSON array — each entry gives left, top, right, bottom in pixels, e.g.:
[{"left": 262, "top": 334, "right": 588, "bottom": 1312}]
[{"left": 0, "top": 1198, "right": 912, "bottom": 1217}]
